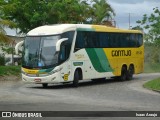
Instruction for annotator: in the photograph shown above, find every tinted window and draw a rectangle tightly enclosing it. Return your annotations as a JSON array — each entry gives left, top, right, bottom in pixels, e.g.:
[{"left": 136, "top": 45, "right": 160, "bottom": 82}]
[
  {"left": 137, "top": 34, "right": 143, "bottom": 47},
  {"left": 60, "top": 31, "right": 75, "bottom": 62},
  {"left": 75, "top": 31, "right": 85, "bottom": 49},
  {"left": 61, "top": 31, "right": 75, "bottom": 44},
  {"left": 75, "top": 31, "right": 143, "bottom": 49}
]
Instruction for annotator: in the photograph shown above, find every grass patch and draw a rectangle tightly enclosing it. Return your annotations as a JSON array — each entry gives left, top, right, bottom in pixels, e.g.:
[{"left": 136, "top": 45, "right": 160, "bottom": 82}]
[
  {"left": 0, "top": 65, "right": 21, "bottom": 76},
  {"left": 144, "top": 62, "right": 160, "bottom": 73},
  {"left": 144, "top": 78, "right": 160, "bottom": 91}
]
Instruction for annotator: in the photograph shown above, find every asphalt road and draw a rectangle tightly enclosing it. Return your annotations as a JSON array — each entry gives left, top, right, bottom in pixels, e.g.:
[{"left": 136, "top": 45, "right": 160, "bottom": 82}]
[{"left": 0, "top": 73, "right": 160, "bottom": 120}]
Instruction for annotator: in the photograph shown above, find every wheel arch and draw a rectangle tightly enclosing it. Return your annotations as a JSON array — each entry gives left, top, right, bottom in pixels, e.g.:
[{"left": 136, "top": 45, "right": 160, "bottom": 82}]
[
  {"left": 74, "top": 67, "right": 83, "bottom": 80},
  {"left": 129, "top": 63, "right": 135, "bottom": 74},
  {"left": 122, "top": 64, "right": 127, "bottom": 70}
]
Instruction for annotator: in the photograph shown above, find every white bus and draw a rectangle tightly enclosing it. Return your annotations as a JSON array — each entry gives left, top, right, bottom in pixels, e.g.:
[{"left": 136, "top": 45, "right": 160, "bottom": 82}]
[{"left": 16, "top": 24, "right": 143, "bottom": 87}]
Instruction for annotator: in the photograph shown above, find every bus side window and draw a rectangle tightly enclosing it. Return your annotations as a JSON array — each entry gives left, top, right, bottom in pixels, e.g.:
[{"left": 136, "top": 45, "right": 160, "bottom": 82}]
[
  {"left": 61, "top": 31, "right": 75, "bottom": 44},
  {"left": 137, "top": 34, "right": 143, "bottom": 47},
  {"left": 84, "top": 32, "right": 89, "bottom": 47},
  {"left": 135, "top": 34, "right": 139, "bottom": 47},
  {"left": 87, "top": 32, "right": 99, "bottom": 48},
  {"left": 114, "top": 33, "right": 119, "bottom": 47},
  {"left": 119, "top": 33, "right": 123, "bottom": 47},
  {"left": 130, "top": 34, "right": 135, "bottom": 47},
  {"left": 99, "top": 32, "right": 107, "bottom": 48},
  {"left": 75, "top": 32, "right": 85, "bottom": 52},
  {"left": 126, "top": 34, "right": 130, "bottom": 47},
  {"left": 59, "top": 41, "right": 70, "bottom": 63},
  {"left": 119, "top": 33, "right": 123, "bottom": 48},
  {"left": 61, "top": 31, "right": 74, "bottom": 54},
  {"left": 107, "top": 33, "right": 112, "bottom": 47},
  {"left": 60, "top": 45, "right": 65, "bottom": 62}
]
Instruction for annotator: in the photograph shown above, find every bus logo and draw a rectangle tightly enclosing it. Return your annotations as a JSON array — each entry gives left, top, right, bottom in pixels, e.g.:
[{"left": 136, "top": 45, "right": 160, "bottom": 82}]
[{"left": 112, "top": 50, "right": 131, "bottom": 57}]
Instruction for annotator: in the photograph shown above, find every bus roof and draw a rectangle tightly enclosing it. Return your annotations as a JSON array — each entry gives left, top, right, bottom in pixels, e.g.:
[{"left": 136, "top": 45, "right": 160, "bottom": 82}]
[{"left": 27, "top": 24, "right": 142, "bottom": 36}]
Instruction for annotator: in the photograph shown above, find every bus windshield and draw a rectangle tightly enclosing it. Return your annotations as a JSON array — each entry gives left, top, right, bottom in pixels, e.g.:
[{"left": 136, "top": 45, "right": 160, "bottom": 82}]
[{"left": 22, "top": 35, "right": 60, "bottom": 69}]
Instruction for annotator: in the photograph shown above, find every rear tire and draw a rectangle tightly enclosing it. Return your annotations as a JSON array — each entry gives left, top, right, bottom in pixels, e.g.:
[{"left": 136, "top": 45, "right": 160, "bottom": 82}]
[
  {"left": 127, "top": 65, "right": 134, "bottom": 80},
  {"left": 120, "top": 66, "right": 127, "bottom": 81},
  {"left": 73, "top": 70, "right": 79, "bottom": 87}
]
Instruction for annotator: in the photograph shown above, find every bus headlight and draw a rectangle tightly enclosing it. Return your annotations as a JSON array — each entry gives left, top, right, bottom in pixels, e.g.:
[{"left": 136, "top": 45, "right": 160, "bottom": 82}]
[{"left": 49, "top": 67, "right": 63, "bottom": 74}]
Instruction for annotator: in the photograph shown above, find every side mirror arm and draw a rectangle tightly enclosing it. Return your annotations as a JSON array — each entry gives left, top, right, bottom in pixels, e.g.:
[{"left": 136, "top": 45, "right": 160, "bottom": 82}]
[
  {"left": 56, "top": 38, "right": 68, "bottom": 51},
  {"left": 15, "top": 41, "right": 24, "bottom": 55}
]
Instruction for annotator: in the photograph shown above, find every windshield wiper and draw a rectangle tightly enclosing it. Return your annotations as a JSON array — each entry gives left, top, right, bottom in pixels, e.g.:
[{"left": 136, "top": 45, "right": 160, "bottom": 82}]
[{"left": 39, "top": 48, "right": 42, "bottom": 61}]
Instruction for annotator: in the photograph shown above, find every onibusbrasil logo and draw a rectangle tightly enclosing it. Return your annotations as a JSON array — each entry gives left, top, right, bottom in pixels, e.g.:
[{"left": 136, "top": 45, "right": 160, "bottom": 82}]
[{"left": 2, "top": 112, "right": 42, "bottom": 118}]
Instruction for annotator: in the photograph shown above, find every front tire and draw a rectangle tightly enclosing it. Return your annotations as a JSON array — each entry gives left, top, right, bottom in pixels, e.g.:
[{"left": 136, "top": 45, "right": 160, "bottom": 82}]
[
  {"left": 127, "top": 65, "right": 134, "bottom": 80},
  {"left": 42, "top": 83, "right": 48, "bottom": 88},
  {"left": 73, "top": 70, "right": 80, "bottom": 87}
]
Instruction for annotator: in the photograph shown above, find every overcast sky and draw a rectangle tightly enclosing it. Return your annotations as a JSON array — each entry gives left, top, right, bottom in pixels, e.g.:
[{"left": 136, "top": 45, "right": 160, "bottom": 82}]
[
  {"left": 108, "top": 0, "right": 160, "bottom": 29},
  {"left": 6, "top": 0, "right": 160, "bottom": 35}
]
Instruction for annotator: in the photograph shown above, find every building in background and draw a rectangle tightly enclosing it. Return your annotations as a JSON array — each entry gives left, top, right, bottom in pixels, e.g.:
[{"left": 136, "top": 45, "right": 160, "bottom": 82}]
[{"left": 0, "top": 35, "right": 24, "bottom": 65}]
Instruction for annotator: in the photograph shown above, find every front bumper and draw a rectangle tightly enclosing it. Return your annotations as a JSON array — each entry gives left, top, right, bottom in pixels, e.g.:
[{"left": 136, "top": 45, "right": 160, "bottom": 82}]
[{"left": 22, "top": 72, "right": 62, "bottom": 84}]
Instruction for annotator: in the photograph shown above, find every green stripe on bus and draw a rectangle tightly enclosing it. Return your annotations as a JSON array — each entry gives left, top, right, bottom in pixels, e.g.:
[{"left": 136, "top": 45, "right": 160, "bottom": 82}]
[
  {"left": 85, "top": 48, "right": 113, "bottom": 73},
  {"left": 85, "top": 48, "right": 104, "bottom": 72},
  {"left": 94, "top": 49, "right": 113, "bottom": 72}
]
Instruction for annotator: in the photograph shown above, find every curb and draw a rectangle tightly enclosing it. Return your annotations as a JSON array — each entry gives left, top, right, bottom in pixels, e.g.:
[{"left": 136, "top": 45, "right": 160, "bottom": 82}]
[
  {"left": 143, "top": 86, "right": 160, "bottom": 94},
  {"left": 152, "top": 89, "right": 160, "bottom": 93}
]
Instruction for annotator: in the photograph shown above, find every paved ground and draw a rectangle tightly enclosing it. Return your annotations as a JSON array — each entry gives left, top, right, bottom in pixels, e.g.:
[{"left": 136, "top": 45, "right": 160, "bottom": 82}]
[{"left": 0, "top": 73, "right": 160, "bottom": 120}]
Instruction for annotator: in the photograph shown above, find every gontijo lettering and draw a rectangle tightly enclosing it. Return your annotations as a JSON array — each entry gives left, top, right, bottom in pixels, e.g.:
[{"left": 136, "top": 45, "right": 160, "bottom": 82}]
[{"left": 112, "top": 50, "right": 131, "bottom": 57}]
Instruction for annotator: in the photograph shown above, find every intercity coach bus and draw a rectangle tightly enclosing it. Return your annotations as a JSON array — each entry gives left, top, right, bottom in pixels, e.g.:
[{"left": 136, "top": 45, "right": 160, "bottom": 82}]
[{"left": 15, "top": 24, "right": 144, "bottom": 87}]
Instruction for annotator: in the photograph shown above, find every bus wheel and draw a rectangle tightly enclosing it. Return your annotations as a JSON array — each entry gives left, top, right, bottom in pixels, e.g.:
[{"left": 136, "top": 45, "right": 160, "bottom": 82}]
[
  {"left": 73, "top": 70, "right": 80, "bottom": 87},
  {"left": 42, "top": 83, "right": 48, "bottom": 88},
  {"left": 127, "top": 65, "right": 134, "bottom": 80},
  {"left": 120, "top": 66, "right": 127, "bottom": 81}
]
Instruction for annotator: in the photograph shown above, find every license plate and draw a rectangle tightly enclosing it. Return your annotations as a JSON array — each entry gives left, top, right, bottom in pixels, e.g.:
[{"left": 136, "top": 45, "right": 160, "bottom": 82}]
[{"left": 34, "top": 78, "right": 41, "bottom": 82}]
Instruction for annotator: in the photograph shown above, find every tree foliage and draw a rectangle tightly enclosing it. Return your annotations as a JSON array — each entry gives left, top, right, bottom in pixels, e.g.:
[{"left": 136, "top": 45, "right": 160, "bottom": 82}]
[
  {"left": 0, "top": 20, "right": 14, "bottom": 43},
  {"left": 91, "top": 0, "right": 115, "bottom": 24},
  {"left": 136, "top": 7, "right": 160, "bottom": 63},
  {"left": 136, "top": 7, "right": 160, "bottom": 45},
  {"left": 1, "top": 0, "right": 55, "bottom": 33},
  {"left": 1, "top": 0, "right": 115, "bottom": 34},
  {"left": 0, "top": 0, "right": 15, "bottom": 44}
]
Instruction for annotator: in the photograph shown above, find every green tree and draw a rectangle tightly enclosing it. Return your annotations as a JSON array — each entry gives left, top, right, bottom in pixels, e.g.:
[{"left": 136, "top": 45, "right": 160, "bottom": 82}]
[
  {"left": 0, "top": 8, "right": 15, "bottom": 65},
  {"left": 1, "top": 0, "right": 115, "bottom": 34},
  {"left": 131, "top": 26, "right": 143, "bottom": 31},
  {"left": 1, "top": 0, "right": 55, "bottom": 33},
  {"left": 0, "top": 19, "right": 15, "bottom": 44},
  {"left": 91, "top": 0, "right": 115, "bottom": 24},
  {"left": 0, "top": 0, "right": 16, "bottom": 43},
  {"left": 136, "top": 7, "right": 160, "bottom": 45},
  {"left": 51, "top": 0, "right": 84, "bottom": 23},
  {"left": 1, "top": 0, "right": 91, "bottom": 33},
  {"left": 136, "top": 7, "right": 160, "bottom": 63}
]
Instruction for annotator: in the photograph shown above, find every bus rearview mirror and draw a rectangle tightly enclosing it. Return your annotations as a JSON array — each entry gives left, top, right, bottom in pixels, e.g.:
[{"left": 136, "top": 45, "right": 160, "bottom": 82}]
[
  {"left": 56, "top": 38, "right": 68, "bottom": 51},
  {"left": 15, "top": 41, "right": 24, "bottom": 55}
]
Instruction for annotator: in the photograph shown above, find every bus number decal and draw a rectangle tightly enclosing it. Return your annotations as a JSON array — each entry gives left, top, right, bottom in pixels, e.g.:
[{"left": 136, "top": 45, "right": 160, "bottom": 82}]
[
  {"left": 63, "top": 74, "right": 69, "bottom": 81},
  {"left": 136, "top": 51, "right": 142, "bottom": 55},
  {"left": 112, "top": 50, "right": 131, "bottom": 57}
]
